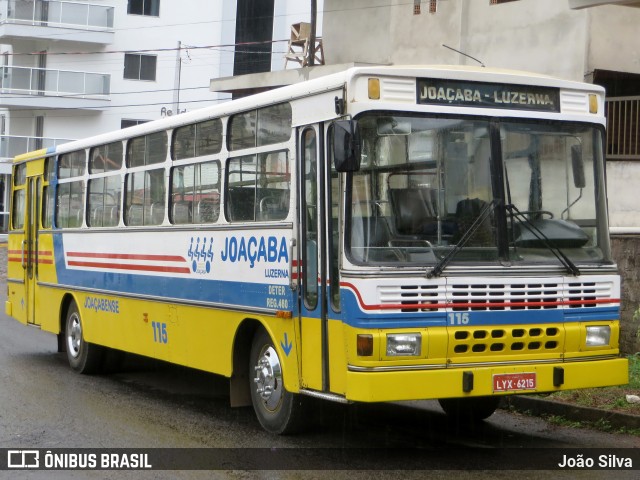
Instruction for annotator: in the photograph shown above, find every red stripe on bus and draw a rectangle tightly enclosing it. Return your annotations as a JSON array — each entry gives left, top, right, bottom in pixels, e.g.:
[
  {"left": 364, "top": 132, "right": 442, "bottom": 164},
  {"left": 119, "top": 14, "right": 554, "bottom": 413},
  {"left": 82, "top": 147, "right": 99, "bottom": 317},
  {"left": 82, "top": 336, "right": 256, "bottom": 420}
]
[
  {"left": 68, "top": 260, "right": 191, "bottom": 274},
  {"left": 8, "top": 257, "right": 52, "bottom": 264},
  {"left": 339, "top": 282, "right": 619, "bottom": 311},
  {"left": 67, "top": 252, "right": 186, "bottom": 262},
  {"left": 8, "top": 250, "right": 52, "bottom": 256}
]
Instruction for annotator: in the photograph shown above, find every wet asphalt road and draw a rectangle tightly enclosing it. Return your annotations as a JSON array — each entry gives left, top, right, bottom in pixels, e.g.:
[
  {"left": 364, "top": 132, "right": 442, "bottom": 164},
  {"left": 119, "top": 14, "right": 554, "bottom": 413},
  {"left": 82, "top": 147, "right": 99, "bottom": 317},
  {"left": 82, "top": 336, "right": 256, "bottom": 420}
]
[{"left": 0, "top": 246, "right": 638, "bottom": 478}]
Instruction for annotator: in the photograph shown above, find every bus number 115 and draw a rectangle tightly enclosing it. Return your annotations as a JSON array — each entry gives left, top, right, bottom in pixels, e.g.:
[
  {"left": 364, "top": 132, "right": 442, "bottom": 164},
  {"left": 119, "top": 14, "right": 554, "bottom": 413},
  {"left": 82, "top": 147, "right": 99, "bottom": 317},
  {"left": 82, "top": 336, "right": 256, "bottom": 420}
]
[
  {"left": 448, "top": 313, "right": 470, "bottom": 325},
  {"left": 152, "top": 321, "right": 168, "bottom": 344}
]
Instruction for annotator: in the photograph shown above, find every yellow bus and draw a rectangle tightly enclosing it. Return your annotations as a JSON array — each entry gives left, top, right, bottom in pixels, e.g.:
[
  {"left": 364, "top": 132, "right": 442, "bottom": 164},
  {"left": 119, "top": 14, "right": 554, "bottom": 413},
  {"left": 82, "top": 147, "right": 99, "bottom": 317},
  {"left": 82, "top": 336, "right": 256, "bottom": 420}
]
[{"left": 6, "top": 65, "right": 628, "bottom": 434}]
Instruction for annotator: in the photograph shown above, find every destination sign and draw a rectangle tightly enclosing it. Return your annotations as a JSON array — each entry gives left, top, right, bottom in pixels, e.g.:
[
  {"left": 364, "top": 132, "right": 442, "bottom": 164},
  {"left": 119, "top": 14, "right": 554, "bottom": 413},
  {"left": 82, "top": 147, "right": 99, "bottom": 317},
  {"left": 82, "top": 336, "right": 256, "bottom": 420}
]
[{"left": 417, "top": 78, "right": 560, "bottom": 112}]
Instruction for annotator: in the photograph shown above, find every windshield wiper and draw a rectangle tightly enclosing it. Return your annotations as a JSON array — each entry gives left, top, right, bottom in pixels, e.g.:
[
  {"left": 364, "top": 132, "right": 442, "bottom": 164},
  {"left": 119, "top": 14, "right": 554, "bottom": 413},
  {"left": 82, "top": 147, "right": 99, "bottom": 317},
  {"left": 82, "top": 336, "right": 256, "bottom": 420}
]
[
  {"left": 428, "top": 199, "right": 498, "bottom": 279},
  {"left": 507, "top": 204, "right": 580, "bottom": 276}
]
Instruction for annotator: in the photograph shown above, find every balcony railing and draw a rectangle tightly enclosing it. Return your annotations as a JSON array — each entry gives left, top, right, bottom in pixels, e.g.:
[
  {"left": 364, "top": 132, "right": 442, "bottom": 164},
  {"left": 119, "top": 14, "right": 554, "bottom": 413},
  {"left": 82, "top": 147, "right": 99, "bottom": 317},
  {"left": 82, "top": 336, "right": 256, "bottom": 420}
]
[
  {"left": 0, "top": 0, "right": 114, "bottom": 30},
  {"left": 1, "top": 134, "right": 74, "bottom": 160},
  {"left": 0, "top": 66, "right": 110, "bottom": 98},
  {"left": 606, "top": 96, "right": 640, "bottom": 160}
]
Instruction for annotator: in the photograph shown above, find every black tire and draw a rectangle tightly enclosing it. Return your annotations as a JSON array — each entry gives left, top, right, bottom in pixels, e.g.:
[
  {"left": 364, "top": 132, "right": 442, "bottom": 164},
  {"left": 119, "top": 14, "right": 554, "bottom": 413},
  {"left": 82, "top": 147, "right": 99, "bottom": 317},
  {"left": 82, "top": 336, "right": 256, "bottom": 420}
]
[
  {"left": 64, "top": 301, "right": 104, "bottom": 374},
  {"left": 438, "top": 396, "right": 500, "bottom": 423},
  {"left": 249, "top": 328, "right": 305, "bottom": 434}
]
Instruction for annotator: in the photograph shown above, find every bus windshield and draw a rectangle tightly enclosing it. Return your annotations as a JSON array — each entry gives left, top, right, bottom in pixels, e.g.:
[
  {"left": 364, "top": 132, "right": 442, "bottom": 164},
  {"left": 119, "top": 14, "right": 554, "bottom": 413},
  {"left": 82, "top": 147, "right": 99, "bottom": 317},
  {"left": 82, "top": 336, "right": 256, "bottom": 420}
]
[{"left": 347, "top": 113, "right": 608, "bottom": 268}]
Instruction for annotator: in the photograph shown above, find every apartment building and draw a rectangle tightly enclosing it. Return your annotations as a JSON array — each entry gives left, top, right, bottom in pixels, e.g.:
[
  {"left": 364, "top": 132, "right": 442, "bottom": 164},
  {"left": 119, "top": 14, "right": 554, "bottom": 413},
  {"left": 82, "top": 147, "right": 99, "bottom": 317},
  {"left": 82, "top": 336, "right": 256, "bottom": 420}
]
[{"left": 0, "top": 0, "right": 318, "bottom": 232}]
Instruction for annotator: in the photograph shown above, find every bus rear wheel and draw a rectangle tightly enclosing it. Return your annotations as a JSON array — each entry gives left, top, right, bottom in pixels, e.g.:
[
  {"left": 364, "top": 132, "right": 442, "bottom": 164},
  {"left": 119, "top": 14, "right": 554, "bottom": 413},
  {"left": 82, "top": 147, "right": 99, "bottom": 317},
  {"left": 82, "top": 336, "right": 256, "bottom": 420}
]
[
  {"left": 65, "top": 301, "right": 104, "bottom": 374},
  {"left": 249, "top": 328, "right": 304, "bottom": 434},
  {"left": 438, "top": 396, "right": 500, "bottom": 423}
]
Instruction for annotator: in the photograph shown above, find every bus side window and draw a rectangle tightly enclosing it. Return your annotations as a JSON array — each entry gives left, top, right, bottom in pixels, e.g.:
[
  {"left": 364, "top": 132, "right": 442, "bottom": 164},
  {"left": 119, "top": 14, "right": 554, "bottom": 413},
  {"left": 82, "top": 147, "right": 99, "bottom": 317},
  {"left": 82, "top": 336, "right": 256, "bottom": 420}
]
[{"left": 56, "top": 181, "right": 85, "bottom": 228}]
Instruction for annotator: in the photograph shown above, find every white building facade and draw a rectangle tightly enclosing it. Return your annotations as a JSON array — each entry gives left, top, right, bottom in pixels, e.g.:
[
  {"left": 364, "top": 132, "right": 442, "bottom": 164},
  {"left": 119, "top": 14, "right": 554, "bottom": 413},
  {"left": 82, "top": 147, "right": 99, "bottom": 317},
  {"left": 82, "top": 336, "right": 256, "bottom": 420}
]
[{"left": 0, "top": 0, "right": 321, "bottom": 231}]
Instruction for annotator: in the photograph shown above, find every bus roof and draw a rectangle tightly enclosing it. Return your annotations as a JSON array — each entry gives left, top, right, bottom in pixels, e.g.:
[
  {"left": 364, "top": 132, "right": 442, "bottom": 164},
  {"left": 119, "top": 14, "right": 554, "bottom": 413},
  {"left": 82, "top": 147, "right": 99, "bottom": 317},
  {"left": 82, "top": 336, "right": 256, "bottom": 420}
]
[
  {"left": 14, "top": 148, "right": 49, "bottom": 164},
  {"left": 14, "top": 65, "right": 605, "bottom": 162}
]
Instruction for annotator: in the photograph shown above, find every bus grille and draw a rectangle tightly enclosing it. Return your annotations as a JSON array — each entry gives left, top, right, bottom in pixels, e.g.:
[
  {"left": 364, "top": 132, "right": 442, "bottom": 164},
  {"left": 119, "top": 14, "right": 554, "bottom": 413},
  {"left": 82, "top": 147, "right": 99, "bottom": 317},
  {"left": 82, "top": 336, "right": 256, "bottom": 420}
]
[
  {"left": 448, "top": 325, "right": 563, "bottom": 357},
  {"left": 377, "top": 280, "right": 615, "bottom": 312}
]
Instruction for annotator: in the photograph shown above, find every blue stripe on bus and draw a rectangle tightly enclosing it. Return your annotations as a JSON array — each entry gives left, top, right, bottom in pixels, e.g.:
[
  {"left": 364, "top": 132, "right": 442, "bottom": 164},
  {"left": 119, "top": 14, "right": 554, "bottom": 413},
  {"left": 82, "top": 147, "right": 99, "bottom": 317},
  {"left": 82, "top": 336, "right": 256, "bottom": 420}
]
[
  {"left": 52, "top": 236, "right": 619, "bottom": 328},
  {"left": 46, "top": 146, "right": 57, "bottom": 155},
  {"left": 52, "top": 236, "right": 293, "bottom": 311}
]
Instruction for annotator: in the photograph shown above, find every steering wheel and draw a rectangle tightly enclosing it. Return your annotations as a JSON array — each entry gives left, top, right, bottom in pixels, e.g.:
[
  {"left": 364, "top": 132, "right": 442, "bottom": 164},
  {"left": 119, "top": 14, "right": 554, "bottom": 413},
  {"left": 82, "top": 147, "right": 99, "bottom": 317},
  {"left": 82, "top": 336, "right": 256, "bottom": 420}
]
[{"left": 511, "top": 210, "right": 554, "bottom": 219}]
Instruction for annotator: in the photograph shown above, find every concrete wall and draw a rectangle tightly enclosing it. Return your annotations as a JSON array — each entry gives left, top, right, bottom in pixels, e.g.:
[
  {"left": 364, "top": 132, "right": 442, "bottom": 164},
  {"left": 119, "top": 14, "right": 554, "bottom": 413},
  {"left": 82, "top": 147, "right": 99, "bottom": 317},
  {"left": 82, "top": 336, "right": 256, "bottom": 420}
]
[
  {"left": 461, "top": 0, "right": 588, "bottom": 80},
  {"left": 323, "top": 0, "right": 590, "bottom": 79},
  {"left": 323, "top": 0, "right": 395, "bottom": 65},
  {"left": 587, "top": 5, "right": 640, "bottom": 75},
  {"left": 324, "top": 0, "right": 640, "bottom": 80},
  {"left": 611, "top": 236, "right": 640, "bottom": 354},
  {"left": 607, "top": 163, "right": 640, "bottom": 228}
]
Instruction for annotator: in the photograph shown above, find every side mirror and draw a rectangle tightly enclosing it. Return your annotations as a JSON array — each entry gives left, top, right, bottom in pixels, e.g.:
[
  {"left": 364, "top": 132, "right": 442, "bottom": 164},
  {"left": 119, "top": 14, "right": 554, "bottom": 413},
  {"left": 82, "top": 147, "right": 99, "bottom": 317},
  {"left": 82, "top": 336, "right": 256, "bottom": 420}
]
[
  {"left": 332, "top": 120, "right": 361, "bottom": 172},
  {"left": 571, "top": 144, "right": 586, "bottom": 189}
]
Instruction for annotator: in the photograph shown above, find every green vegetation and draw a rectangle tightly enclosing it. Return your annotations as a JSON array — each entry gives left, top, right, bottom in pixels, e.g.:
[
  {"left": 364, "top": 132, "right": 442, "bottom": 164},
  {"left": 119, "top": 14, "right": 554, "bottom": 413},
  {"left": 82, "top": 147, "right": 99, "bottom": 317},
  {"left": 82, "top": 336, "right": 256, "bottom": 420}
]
[
  {"left": 509, "top": 355, "right": 640, "bottom": 435},
  {"left": 545, "top": 415, "right": 640, "bottom": 436}
]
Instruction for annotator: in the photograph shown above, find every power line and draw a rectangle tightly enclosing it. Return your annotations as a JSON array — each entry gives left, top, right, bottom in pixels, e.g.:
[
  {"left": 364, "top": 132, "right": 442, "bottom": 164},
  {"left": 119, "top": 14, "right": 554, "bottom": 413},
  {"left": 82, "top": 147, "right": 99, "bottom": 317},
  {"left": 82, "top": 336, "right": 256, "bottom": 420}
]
[
  {"left": 2, "top": 96, "right": 229, "bottom": 113},
  {"left": 4, "top": 39, "right": 291, "bottom": 57}
]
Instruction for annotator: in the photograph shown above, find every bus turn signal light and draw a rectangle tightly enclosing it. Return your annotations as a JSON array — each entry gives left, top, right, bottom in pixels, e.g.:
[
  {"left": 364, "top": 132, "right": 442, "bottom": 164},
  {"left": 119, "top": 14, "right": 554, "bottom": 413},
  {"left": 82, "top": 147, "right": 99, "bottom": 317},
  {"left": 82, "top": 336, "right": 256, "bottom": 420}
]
[
  {"left": 589, "top": 94, "right": 598, "bottom": 114},
  {"left": 368, "top": 78, "right": 381, "bottom": 100},
  {"left": 357, "top": 334, "right": 373, "bottom": 356}
]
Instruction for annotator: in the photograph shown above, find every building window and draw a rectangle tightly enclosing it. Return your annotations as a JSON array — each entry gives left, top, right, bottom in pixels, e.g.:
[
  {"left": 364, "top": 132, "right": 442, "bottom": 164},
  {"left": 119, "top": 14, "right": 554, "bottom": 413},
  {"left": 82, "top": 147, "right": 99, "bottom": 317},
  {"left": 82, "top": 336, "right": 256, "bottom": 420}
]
[
  {"left": 128, "top": 0, "right": 160, "bottom": 16},
  {"left": 233, "top": 0, "right": 274, "bottom": 77},
  {"left": 430, "top": 0, "right": 437, "bottom": 13},
  {"left": 124, "top": 53, "right": 157, "bottom": 81},
  {"left": 490, "top": 0, "right": 518, "bottom": 4},
  {"left": 121, "top": 119, "right": 149, "bottom": 129}
]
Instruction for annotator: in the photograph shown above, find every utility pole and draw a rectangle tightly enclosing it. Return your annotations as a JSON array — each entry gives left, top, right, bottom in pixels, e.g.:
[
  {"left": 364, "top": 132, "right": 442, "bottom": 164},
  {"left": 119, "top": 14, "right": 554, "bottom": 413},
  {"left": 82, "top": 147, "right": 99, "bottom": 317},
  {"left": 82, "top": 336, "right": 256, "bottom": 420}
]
[
  {"left": 174, "top": 40, "right": 182, "bottom": 114},
  {"left": 308, "top": 0, "right": 317, "bottom": 66}
]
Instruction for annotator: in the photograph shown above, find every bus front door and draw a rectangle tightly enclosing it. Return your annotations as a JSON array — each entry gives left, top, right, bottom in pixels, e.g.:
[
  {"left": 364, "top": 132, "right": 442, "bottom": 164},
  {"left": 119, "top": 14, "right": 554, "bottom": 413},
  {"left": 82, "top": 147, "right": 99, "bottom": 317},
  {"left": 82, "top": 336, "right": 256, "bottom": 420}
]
[{"left": 298, "top": 124, "right": 331, "bottom": 392}]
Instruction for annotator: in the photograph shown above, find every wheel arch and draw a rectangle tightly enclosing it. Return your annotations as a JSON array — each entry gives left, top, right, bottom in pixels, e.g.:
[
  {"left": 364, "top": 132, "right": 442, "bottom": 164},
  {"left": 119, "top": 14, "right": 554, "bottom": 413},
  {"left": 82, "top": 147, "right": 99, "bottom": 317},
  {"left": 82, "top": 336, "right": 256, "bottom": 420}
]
[
  {"left": 229, "top": 317, "right": 300, "bottom": 408},
  {"left": 57, "top": 292, "right": 80, "bottom": 353},
  {"left": 229, "top": 318, "right": 259, "bottom": 407}
]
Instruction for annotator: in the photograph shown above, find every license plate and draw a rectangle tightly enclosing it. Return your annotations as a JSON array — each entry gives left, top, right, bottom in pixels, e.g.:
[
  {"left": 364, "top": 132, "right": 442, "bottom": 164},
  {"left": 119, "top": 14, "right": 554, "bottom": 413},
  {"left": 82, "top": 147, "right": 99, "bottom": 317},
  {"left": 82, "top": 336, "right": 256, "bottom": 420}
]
[{"left": 493, "top": 372, "right": 537, "bottom": 392}]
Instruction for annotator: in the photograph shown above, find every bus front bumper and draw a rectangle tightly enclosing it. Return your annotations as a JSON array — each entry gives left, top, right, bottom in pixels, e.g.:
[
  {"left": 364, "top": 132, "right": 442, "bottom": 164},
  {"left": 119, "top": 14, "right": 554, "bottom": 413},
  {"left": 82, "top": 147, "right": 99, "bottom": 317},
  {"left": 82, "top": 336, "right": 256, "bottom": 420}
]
[{"left": 344, "top": 357, "right": 629, "bottom": 402}]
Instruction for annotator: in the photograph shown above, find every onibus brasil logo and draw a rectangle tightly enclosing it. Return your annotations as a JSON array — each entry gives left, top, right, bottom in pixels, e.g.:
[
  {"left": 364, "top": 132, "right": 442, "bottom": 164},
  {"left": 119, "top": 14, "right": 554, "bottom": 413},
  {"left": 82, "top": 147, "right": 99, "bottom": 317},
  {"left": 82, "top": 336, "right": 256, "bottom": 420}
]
[{"left": 188, "top": 237, "right": 214, "bottom": 273}]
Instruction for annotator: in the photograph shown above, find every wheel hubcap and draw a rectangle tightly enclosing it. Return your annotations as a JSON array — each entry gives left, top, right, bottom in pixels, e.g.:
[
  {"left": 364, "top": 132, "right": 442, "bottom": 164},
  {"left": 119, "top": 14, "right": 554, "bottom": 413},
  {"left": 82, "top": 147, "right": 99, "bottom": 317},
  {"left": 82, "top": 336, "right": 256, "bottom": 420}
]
[
  {"left": 253, "top": 346, "right": 283, "bottom": 411},
  {"left": 67, "top": 313, "right": 82, "bottom": 359}
]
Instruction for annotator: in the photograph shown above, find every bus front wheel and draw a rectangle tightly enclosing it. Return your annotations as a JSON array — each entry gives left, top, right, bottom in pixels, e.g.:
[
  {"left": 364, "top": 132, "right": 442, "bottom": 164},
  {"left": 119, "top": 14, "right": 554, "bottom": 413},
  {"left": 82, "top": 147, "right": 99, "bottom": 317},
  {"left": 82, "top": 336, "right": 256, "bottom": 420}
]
[
  {"left": 65, "top": 301, "right": 104, "bottom": 374},
  {"left": 249, "top": 328, "right": 304, "bottom": 434}
]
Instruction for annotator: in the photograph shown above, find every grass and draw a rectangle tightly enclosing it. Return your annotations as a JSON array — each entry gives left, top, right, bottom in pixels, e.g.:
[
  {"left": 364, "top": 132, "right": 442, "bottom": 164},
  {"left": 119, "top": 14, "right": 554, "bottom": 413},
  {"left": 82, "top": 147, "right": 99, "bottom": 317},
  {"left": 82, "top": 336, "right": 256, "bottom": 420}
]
[
  {"left": 507, "top": 355, "right": 640, "bottom": 435},
  {"left": 545, "top": 354, "right": 640, "bottom": 413}
]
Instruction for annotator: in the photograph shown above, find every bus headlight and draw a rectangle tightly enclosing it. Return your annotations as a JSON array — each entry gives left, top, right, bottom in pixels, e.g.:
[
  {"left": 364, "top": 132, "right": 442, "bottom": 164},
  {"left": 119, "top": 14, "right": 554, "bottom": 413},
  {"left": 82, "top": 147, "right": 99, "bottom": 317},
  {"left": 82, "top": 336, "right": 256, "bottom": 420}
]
[
  {"left": 585, "top": 326, "right": 611, "bottom": 347},
  {"left": 386, "top": 333, "right": 421, "bottom": 356}
]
